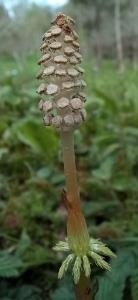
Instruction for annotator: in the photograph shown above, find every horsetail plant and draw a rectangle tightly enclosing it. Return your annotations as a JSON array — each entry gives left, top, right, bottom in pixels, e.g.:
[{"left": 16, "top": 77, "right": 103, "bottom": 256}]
[{"left": 37, "top": 13, "right": 115, "bottom": 300}]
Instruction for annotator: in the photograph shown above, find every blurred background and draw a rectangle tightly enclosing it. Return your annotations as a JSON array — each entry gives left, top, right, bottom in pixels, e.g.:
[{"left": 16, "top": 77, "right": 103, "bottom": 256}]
[{"left": 0, "top": 0, "right": 138, "bottom": 299}]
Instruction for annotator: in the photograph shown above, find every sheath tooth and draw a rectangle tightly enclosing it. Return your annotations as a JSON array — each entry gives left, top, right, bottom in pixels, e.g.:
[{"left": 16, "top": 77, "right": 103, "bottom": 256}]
[{"left": 46, "top": 84, "right": 58, "bottom": 95}]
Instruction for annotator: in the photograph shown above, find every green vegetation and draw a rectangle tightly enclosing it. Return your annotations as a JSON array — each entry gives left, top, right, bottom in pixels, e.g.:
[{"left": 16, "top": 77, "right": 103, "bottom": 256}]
[
  {"left": 0, "top": 55, "right": 138, "bottom": 299},
  {"left": 0, "top": 0, "right": 138, "bottom": 298}
]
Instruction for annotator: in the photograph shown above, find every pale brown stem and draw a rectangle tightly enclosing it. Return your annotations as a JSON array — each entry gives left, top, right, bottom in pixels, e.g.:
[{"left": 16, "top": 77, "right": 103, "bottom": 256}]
[
  {"left": 61, "top": 129, "right": 93, "bottom": 300},
  {"left": 61, "top": 129, "right": 81, "bottom": 208}
]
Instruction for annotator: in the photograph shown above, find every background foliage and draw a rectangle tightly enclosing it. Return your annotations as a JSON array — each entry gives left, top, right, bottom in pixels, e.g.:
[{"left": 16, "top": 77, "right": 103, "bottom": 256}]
[{"left": 0, "top": 0, "right": 138, "bottom": 299}]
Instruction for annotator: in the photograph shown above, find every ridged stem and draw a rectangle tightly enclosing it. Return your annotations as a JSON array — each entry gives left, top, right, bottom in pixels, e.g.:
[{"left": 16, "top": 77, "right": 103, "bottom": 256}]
[
  {"left": 61, "top": 129, "right": 80, "bottom": 209},
  {"left": 75, "top": 272, "right": 94, "bottom": 300},
  {"left": 61, "top": 129, "right": 93, "bottom": 300}
]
